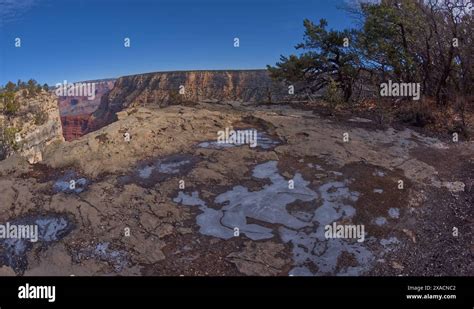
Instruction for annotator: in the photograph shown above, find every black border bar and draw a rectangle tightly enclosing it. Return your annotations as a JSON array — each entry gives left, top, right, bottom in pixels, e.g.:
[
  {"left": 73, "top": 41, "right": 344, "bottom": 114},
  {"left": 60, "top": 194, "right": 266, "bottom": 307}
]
[{"left": 0, "top": 276, "right": 472, "bottom": 307}]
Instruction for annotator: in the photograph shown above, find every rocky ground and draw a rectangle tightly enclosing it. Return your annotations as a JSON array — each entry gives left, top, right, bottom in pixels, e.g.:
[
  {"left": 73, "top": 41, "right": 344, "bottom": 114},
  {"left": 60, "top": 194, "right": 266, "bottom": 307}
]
[{"left": 0, "top": 102, "right": 472, "bottom": 276}]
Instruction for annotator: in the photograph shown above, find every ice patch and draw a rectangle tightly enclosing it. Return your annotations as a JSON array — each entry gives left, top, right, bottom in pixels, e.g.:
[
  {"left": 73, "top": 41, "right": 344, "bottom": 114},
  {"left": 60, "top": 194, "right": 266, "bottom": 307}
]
[
  {"left": 375, "top": 217, "right": 387, "bottom": 226},
  {"left": 138, "top": 165, "right": 154, "bottom": 179},
  {"left": 175, "top": 161, "right": 317, "bottom": 240},
  {"left": 373, "top": 170, "right": 386, "bottom": 177},
  {"left": 120, "top": 154, "right": 197, "bottom": 187},
  {"left": 158, "top": 160, "right": 191, "bottom": 174},
  {"left": 53, "top": 170, "right": 89, "bottom": 194},
  {"left": 197, "top": 131, "right": 280, "bottom": 150},
  {"left": 173, "top": 191, "right": 235, "bottom": 239},
  {"left": 74, "top": 242, "right": 129, "bottom": 272},
  {"left": 174, "top": 191, "right": 206, "bottom": 207},
  {"left": 174, "top": 161, "right": 406, "bottom": 276},
  {"left": 349, "top": 117, "right": 372, "bottom": 123},
  {"left": 380, "top": 237, "right": 401, "bottom": 252},
  {"left": 388, "top": 208, "right": 400, "bottom": 219},
  {"left": 215, "top": 161, "right": 317, "bottom": 231},
  {"left": 0, "top": 214, "right": 73, "bottom": 274}
]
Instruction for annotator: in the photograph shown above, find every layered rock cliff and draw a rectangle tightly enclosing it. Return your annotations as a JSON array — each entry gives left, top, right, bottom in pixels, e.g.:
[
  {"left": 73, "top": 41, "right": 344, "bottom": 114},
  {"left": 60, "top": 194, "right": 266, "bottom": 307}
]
[
  {"left": 60, "top": 114, "right": 92, "bottom": 141},
  {"left": 58, "top": 80, "right": 115, "bottom": 141},
  {"left": 87, "top": 70, "right": 288, "bottom": 131},
  {"left": 58, "top": 80, "right": 115, "bottom": 117},
  {"left": 56, "top": 70, "right": 301, "bottom": 139},
  {"left": 0, "top": 91, "right": 64, "bottom": 163}
]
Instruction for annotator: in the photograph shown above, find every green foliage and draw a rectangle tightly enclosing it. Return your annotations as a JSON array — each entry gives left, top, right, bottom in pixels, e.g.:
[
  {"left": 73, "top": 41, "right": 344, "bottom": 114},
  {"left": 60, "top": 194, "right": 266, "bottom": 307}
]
[
  {"left": 1, "top": 92, "right": 18, "bottom": 115},
  {"left": 17, "top": 80, "right": 26, "bottom": 90},
  {"left": 5, "top": 100, "right": 19, "bottom": 114},
  {"left": 27, "top": 79, "right": 38, "bottom": 97},
  {"left": 359, "top": 1, "right": 422, "bottom": 82},
  {"left": 34, "top": 109, "right": 49, "bottom": 125},
  {"left": 268, "top": 0, "right": 473, "bottom": 108},
  {"left": 2, "top": 126, "right": 20, "bottom": 151},
  {"left": 268, "top": 18, "right": 361, "bottom": 103},
  {"left": 358, "top": 0, "right": 473, "bottom": 103},
  {"left": 323, "top": 78, "right": 344, "bottom": 108},
  {"left": 0, "top": 79, "right": 43, "bottom": 114},
  {"left": 5, "top": 81, "right": 16, "bottom": 92}
]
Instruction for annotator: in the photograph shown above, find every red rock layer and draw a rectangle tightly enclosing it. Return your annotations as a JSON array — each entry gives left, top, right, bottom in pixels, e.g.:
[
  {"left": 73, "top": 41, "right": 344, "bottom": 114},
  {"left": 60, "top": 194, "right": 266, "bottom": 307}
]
[{"left": 60, "top": 114, "right": 92, "bottom": 141}]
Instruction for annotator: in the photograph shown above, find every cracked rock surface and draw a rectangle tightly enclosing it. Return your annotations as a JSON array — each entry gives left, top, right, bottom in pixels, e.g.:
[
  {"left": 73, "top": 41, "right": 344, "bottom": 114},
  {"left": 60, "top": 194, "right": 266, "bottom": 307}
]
[{"left": 0, "top": 103, "right": 472, "bottom": 276}]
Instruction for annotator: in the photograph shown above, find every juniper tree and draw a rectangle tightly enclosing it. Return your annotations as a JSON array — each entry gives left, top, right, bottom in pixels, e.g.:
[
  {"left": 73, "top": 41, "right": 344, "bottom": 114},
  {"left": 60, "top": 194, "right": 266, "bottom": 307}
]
[{"left": 267, "top": 19, "right": 361, "bottom": 103}]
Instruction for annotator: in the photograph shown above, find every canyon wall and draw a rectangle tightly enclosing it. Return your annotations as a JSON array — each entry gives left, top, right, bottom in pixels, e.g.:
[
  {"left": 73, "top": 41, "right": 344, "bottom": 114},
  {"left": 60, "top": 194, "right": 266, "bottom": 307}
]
[
  {"left": 58, "top": 80, "right": 115, "bottom": 141},
  {"left": 60, "top": 114, "right": 92, "bottom": 141},
  {"left": 58, "top": 70, "right": 298, "bottom": 139},
  {"left": 0, "top": 91, "right": 64, "bottom": 163},
  {"left": 87, "top": 70, "right": 289, "bottom": 131}
]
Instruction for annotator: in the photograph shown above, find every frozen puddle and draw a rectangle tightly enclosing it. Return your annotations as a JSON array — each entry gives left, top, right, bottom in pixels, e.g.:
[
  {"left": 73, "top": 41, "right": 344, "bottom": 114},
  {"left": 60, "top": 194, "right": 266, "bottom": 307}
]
[
  {"left": 349, "top": 117, "right": 372, "bottom": 123},
  {"left": 388, "top": 208, "right": 400, "bottom": 219},
  {"left": 174, "top": 161, "right": 316, "bottom": 240},
  {"left": 173, "top": 160, "right": 403, "bottom": 275},
  {"left": 280, "top": 181, "right": 373, "bottom": 276},
  {"left": 375, "top": 217, "right": 387, "bottom": 226},
  {"left": 73, "top": 242, "right": 129, "bottom": 272},
  {"left": 53, "top": 170, "right": 89, "bottom": 194},
  {"left": 119, "top": 154, "right": 197, "bottom": 187},
  {"left": 0, "top": 214, "right": 73, "bottom": 274},
  {"left": 373, "top": 170, "right": 386, "bottom": 177},
  {"left": 197, "top": 130, "right": 280, "bottom": 150}
]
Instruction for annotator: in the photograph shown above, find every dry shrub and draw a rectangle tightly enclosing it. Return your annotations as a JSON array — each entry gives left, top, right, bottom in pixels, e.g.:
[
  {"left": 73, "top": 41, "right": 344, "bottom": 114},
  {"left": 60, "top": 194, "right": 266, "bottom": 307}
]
[
  {"left": 396, "top": 99, "right": 435, "bottom": 128},
  {"left": 396, "top": 98, "right": 471, "bottom": 136}
]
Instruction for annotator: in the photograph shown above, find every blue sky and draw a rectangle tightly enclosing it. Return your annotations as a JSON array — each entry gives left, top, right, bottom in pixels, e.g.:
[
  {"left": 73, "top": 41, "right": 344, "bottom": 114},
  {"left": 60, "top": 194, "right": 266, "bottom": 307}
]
[{"left": 0, "top": 0, "right": 355, "bottom": 85}]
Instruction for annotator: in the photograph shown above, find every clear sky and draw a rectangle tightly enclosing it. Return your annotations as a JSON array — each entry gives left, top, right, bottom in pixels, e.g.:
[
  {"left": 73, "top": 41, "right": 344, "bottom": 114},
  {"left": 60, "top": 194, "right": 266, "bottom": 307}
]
[{"left": 0, "top": 0, "right": 355, "bottom": 85}]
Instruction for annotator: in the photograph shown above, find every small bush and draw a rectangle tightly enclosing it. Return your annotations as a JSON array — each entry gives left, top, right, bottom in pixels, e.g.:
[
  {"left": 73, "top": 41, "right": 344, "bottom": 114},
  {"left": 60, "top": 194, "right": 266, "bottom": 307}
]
[
  {"left": 396, "top": 101, "right": 435, "bottom": 127},
  {"left": 95, "top": 133, "right": 109, "bottom": 144},
  {"left": 323, "top": 78, "right": 344, "bottom": 109},
  {"left": 5, "top": 99, "right": 19, "bottom": 115},
  {"left": 34, "top": 110, "right": 49, "bottom": 125},
  {"left": 2, "top": 126, "right": 20, "bottom": 151},
  {"left": 168, "top": 90, "right": 184, "bottom": 105},
  {"left": 1, "top": 91, "right": 18, "bottom": 115}
]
